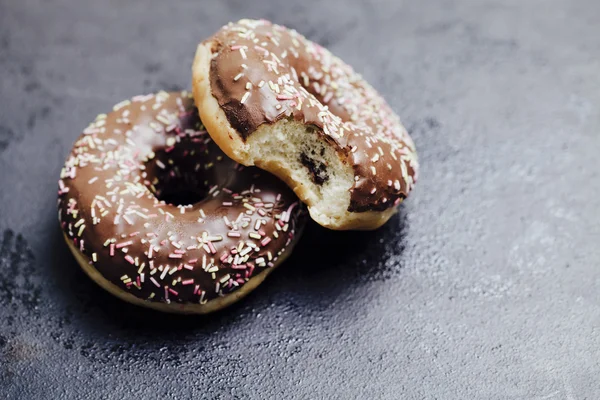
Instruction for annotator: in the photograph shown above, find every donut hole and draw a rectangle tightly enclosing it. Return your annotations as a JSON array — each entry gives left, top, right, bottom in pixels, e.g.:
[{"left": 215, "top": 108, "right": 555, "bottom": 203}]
[
  {"left": 144, "top": 152, "right": 210, "bottom": 207},
  {"left": 155, "top": 186, "right": 207, "bottom": 207}
]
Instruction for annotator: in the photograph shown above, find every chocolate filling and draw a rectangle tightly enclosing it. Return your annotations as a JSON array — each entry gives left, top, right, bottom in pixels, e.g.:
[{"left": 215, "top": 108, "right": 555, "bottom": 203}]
[{"left": 300, "top": 153, "right": 328, "bottom": 185}]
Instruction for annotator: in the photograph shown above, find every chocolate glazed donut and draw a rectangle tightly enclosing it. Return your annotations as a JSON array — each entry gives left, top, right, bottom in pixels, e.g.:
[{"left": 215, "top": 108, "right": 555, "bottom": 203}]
[
  {"left": 193, "top": 19, "right": 419, "bottom": 230},
  {"left": 58, "top": 91, "right": 306, "bottom": 314}
]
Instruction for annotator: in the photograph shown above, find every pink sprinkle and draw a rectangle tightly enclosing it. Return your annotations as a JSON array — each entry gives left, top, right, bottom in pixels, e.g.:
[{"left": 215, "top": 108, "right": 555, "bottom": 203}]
[
  {"left": 182, "top": 279, "right": 194, "bottom": 285},
  {"left": 109, "top": 244, "right": 115, "bottom": 256},
  {"left": 230, "top": 45, "right": 243, "bottom": 50},
  {"left": 125, "top": 255, "right": 135, "bottom": 264},
  {"left": 169, "top": 254, "right": 183, "bottom": 259},
  {"left": 188, "top": 258, "right": 198, "bottom": 264},
  {"left": 129, "top": 231, "right": 140, "bottom": 237},
  {"left": 160, "top": 239, "right": 168, "bottom": 246},
  {"left": 150, "top": 277, "right": 160, "bottom": 287},
  {"left": 168, "top": 288, "right": 179, "bottom": 296},
  {"left": 183, "top": 264, "right": 194, "bottom": 270},
  {"left": 174, "top": 249, "right": 186, "bottom": 254},
  {"left": 284, "top": 202, "right": 298, "bottom": 222},
  {"left": 232, "top": 264, "right": 247, "bottom": 270},
  {"left": 136, "top": 276, "right": 141, "bottom": 287},
  {"left": 277, "top": 94, "right": 294, "bottom": 100},
  {"left": 261, "top": 237, "right": 272, "bottom": 246},
  {"left": 220, "top": 253, "right": 229, "bottom": 262},
  {"left": 258, "top": 230, "right": 266, "bottom": 237},
  {"left": 79, "top": 240, "right": 84, "bottom": 252},
  {"left": 193, "top": 285, "right": 199, "bottom": 295},
  {"left": 116, "top": 240, "right": 133, "bottom": 249},
  {"left": 165, "top": 146, "right": 175, "bottom": 153},
  {"left": 207, "top": 242, "right": 217, "bottom": 254}
]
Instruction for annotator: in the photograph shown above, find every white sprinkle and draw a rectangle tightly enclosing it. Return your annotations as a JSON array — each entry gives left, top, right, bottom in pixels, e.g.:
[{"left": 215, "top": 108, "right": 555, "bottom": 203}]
[{"left": 241, "top": 92, "right": 251, "bottom": 104}]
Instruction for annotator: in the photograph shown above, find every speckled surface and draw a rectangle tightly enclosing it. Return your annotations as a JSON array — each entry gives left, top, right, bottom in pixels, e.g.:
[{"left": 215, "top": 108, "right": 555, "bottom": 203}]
[{"left": 1, "top": 0, "right": 599, "bottom": 398}]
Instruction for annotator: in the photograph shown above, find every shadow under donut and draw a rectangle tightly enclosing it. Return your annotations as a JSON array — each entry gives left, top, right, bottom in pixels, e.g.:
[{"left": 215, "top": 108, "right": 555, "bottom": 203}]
[{"left": 42, "top": 203, "right": 409, "bottom": 364}]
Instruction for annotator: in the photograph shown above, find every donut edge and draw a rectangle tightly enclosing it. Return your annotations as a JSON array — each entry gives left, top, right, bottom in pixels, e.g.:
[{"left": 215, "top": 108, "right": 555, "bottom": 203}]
[{"left": 64, "top": 232, "right": 285, "bottom": 314}]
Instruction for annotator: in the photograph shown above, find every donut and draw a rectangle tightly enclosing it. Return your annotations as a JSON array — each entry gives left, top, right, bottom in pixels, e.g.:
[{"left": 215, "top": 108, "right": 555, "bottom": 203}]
[
  {"left": 192, "top": 19, "right": 418, "bottom": 230},
  {"left": 57, "top": 91, "right": 306, "bottom": 314}
]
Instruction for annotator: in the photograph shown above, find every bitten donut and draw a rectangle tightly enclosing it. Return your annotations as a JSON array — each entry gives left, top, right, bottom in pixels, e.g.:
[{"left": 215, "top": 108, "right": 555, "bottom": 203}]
[
  {"left": 193, "top": 19, "right": 418, "bottom": 230},
  {"left": 58, "top": 91, "right": 306, "bottom": 314}
]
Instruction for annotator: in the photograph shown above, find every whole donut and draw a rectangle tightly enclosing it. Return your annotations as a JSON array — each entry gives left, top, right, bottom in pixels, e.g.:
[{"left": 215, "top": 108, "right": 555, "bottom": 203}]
[
  {"left": 58, "top": 91, "right": 306, "bottom": 314},
  {"left": 193, "top": 19, "right": 418, "bottom": 230}
]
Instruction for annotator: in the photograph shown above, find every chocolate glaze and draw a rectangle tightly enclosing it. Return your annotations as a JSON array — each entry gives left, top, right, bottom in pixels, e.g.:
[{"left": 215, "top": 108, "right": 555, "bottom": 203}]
[
  {"left": 58, "top": 91, "right": 305, "bottom": 305},
  {"left": 208, "top": 19, "right": 419, "bottom": 212}
]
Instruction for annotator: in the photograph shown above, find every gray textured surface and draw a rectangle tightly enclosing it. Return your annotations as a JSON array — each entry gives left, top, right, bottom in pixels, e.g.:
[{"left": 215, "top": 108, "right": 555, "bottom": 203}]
[{"left": 1, "top": 0, "right": 600, "bottom": 398}]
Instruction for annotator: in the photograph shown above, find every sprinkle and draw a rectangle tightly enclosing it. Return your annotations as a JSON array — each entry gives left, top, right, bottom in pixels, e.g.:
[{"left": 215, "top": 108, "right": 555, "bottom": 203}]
[
  {"left": 150, "top": 277, "right": 160, "bottom": 287},
  {"left": 116, "top": 240, "right": 133, "bottom": 249},
  {"left": 241, "top": 92, "right": 251, "bottom": 104},
  {"left": 125, "top": 255, "right": 135, "bottom": 264},
  {"left": 207, "top": 241, "right": 217, "bottom": 254},
  {"left": 160, "top": 267, "right": 169, "bottom": 280}
]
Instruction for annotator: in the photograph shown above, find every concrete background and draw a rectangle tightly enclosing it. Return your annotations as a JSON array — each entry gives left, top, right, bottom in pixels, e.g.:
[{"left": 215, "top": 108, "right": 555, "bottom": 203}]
[{"left": 1, "top": 0, "right": 599, "bottom": 398}]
